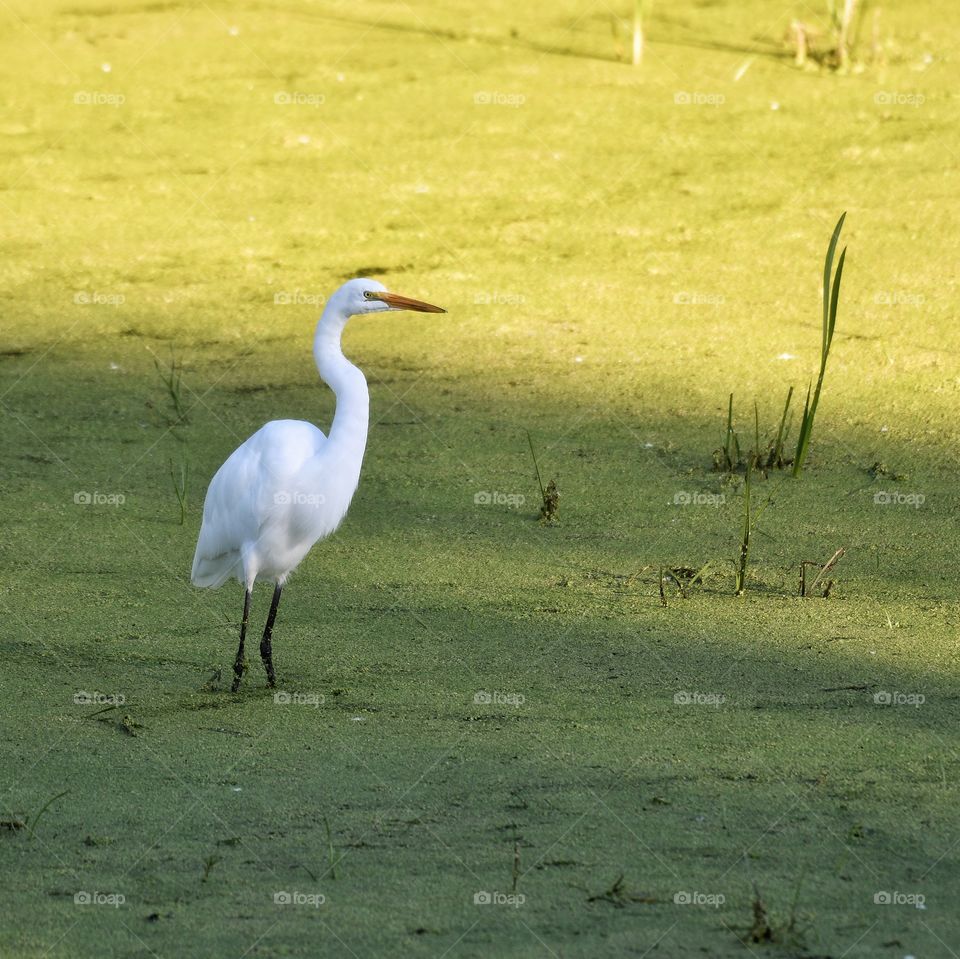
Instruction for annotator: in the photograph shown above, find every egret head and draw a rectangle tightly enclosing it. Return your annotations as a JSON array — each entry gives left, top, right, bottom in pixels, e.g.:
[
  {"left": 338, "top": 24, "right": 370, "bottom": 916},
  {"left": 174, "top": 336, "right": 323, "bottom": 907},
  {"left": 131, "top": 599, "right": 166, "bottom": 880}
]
[{"left": 337, "top": 277, "right": 446, "bottom": 317}]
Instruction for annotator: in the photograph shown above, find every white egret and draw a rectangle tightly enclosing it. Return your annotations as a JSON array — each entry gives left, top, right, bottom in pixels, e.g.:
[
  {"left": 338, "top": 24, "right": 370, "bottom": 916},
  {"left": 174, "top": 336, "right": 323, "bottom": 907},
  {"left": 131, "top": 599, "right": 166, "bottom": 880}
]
[{"left": 191, "top": 278, "right": 446, "bottom": 691}]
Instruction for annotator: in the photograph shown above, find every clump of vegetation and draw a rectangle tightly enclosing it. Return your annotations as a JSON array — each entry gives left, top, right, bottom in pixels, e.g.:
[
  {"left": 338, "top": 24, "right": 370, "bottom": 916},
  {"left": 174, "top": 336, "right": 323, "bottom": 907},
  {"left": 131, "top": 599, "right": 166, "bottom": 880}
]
[
  {"left": 714, "top": 213, "right": 847, "bottom": 480},
  {"left": 714, "top": 392, "right": 796, "bottom": 475},
  {"left": 658, "top": 563, "right": 715, "bottom": 605},
  {"left": 730, "top": 877, "right": 808, "bottom": 948},
  {"left": 539, "top": 479, "right": 559, "bottom": 523}
]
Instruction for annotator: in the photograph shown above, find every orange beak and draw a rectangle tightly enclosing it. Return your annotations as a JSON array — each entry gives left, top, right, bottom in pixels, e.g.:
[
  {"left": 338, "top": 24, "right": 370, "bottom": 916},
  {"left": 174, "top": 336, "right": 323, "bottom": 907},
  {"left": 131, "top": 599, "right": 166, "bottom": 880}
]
[{"left": 372, "top": 291, "right": 446, "bottom": 313}]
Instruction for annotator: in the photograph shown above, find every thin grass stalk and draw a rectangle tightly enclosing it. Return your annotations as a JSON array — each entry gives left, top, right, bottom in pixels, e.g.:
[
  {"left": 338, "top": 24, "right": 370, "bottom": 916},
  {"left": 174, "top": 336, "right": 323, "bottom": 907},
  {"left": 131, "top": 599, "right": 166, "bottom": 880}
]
[
  {"left": 771, "top": 386, "right": 794, "bottom": 467},
  {"left": 723, "top": 392, "right": 739, "bottom": 469},
  {"left": 735, "top": 459, "right": 753, "bottom": 595},
  {"left": 525, "top": 430, "right": 547, "bottom": 506},
  {"left": 754, "top": 401, "right": 760, "bottom": 462},
  {"left": 170, "top": 458, "right": 188, "bottom": 525},
  {"left": 793, "top": 213, "right": 846, "bottom": 477}
]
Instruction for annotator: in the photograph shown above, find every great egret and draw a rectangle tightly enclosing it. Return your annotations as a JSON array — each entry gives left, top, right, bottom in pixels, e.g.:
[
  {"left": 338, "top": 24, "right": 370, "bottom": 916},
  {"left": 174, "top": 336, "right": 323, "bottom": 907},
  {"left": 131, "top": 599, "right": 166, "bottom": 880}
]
[{"left": 191, "top": 278, "right": 446, "bottom": 692}]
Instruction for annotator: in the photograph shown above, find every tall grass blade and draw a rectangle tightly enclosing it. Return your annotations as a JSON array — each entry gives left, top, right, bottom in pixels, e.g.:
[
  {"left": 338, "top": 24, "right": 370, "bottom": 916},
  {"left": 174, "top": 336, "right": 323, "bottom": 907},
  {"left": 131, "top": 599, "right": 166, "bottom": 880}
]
[
  {"left": 793, "top": 213, "right": 846, "bottom": 477},
  {"left": 822, "top": 212, "right": 846, "bottom": 349},
  {"left": 828, "top": 246, "right": 846, "bottom": 348},
  {"left": 525, "top": 430, "right": 546, "bottom": 504}
]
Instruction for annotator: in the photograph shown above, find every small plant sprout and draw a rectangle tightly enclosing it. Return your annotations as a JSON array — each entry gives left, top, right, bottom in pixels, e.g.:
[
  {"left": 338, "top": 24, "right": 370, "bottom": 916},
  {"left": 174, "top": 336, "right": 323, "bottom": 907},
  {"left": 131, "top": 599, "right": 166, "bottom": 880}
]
[
  {"left": 151, "top": 345, "right": 188, "bottom": 424},
  {"left": 201, "top": 854, "right": 221, "bottom": 882},
  {"left": 526, "top": 431, "right": 559, "bottom": 524},
  {"left": 586, "top": 873, "right": 657, "bottom": 906},
  {"left": 169, "top": 457, "right": 188, "bottom": 525},
  {"left": 793, "top": 213, "right": 847, "bottom": 477},
  {"left": 800, "top": 546, "right": 845, "bottom": 597},
  {"left": 26, "top": 789, "right": 70, "bottom": 840},
  {"left": 659, "top": 563, "right": 715, "bottom": 605}
]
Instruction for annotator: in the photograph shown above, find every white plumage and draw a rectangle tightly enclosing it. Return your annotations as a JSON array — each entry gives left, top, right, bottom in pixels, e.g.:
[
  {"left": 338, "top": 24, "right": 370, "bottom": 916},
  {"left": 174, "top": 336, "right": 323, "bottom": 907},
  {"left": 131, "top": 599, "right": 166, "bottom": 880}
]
[
  {"left": 191, "top": 277, "right": 445, "bottom": 691},
  {"left": 191, "top": 419, "right": 343, "bottom": 588}
]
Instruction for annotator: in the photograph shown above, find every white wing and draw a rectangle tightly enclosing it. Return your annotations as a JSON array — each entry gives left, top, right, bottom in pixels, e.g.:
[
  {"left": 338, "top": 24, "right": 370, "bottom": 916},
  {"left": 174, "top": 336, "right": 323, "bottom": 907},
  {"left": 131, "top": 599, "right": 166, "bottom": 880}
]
[{"left": 191, "top": 420, "right": 327, "bottom": 588}]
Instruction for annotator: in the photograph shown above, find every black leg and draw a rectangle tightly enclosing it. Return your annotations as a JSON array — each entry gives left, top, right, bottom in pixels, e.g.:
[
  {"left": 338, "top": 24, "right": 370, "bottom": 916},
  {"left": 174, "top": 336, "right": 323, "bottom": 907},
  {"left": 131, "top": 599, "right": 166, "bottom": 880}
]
[
  {"left": 260, "top": 583, "right": 282, "bottom": 688},
  {"left": 231, "top": 588, "right": 252, "bottom": 693}
]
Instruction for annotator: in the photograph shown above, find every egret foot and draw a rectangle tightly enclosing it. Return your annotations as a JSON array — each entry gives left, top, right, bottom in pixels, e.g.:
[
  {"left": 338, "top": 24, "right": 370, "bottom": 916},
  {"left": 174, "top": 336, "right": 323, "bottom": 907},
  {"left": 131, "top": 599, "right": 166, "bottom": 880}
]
[
  {"left": 231, "top": 656, "right": 248, "bottom": 693},
  {"left": 231, "top": 588, "right": 253, "bottom": 693}
]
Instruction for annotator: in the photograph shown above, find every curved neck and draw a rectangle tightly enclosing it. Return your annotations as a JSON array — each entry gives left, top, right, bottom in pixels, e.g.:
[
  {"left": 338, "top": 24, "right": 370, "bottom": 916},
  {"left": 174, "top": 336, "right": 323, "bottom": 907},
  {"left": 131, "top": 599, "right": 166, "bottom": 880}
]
[{"left": 313, "top": 304, "right": 369, "bottom": 462}]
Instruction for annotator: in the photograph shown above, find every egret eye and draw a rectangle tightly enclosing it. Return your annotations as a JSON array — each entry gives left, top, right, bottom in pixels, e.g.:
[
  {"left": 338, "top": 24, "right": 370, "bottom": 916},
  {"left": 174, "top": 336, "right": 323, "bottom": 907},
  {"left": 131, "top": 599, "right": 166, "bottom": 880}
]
[{"left": 363, "top": 291, "right": 375, "bottom": 299}]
